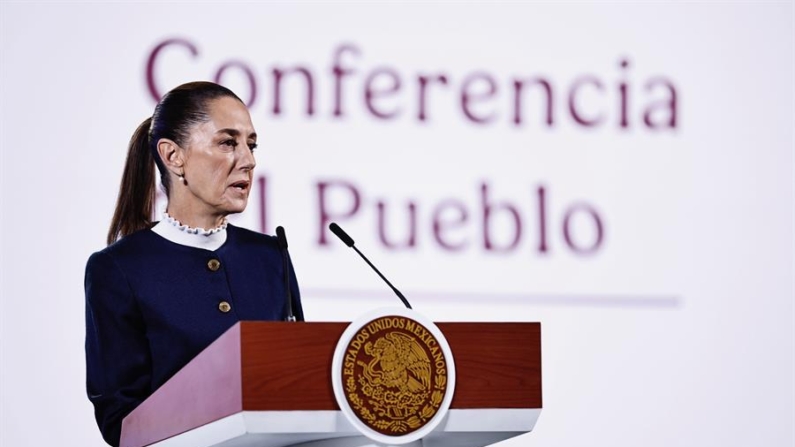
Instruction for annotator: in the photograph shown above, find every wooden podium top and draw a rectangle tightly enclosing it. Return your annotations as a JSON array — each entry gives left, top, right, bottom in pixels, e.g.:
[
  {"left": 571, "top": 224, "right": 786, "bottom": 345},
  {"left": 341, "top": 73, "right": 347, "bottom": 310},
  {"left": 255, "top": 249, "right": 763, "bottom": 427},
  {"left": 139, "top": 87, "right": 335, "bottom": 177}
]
[{"left": 121, "top": 321, "right": 541, "bottom": 447}]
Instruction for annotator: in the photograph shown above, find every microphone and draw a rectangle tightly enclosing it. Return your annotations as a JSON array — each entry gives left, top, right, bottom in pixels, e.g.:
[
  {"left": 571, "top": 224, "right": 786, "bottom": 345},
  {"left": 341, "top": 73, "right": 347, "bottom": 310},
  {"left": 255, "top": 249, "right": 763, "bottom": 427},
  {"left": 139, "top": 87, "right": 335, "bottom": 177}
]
[
  {"left": 328, "top": 222, "right": 412, "bottom": 309},
  {"left": 275, "top": 226, "right": 297, "bottom": 322}
]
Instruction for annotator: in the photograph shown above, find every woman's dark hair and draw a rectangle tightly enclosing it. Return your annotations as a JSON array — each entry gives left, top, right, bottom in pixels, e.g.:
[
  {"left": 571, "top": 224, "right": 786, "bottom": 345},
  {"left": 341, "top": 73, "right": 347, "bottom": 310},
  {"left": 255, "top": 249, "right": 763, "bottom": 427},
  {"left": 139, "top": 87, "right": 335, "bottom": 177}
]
[{"left": 106, "top": 81, "right": 244, "bottom": 245}]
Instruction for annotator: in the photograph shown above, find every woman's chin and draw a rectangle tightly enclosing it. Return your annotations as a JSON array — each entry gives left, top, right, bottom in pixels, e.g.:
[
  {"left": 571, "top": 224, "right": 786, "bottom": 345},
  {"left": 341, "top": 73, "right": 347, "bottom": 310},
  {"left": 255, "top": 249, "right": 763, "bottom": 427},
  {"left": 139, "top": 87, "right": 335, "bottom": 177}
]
[
  {"left": 224, "top": 204, "right": 248, "bottom": 215},
  {"left": 217, "top": 198, "right": 249, "bottom": 216}
]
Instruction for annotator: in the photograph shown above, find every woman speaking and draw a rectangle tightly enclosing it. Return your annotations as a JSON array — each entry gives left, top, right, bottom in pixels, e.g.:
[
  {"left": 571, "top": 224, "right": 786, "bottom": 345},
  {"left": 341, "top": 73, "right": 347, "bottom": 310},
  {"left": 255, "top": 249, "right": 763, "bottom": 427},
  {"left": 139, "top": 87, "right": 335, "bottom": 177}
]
[{"left": 84, "top": 81, "right": 303, "bottom": 446}]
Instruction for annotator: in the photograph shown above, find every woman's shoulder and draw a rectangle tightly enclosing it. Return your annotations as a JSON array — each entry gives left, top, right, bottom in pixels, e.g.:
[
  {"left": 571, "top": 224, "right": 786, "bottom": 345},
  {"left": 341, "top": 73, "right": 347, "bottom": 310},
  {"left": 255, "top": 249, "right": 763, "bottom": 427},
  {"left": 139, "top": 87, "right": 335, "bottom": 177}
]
[
  {"left": 87, "top": 228, "right": 159, "bottom": 264},
  {"left": 84, "top": 229, "right": 158, "bottom": 284}
]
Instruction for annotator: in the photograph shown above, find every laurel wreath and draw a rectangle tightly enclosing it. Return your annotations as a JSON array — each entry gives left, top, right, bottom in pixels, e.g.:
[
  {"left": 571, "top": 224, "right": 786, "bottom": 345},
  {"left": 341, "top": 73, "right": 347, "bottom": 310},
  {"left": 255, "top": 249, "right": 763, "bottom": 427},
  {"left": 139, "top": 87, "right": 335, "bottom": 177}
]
[{"left": 345, "top": 368, "right": 447, "bottom": 434}]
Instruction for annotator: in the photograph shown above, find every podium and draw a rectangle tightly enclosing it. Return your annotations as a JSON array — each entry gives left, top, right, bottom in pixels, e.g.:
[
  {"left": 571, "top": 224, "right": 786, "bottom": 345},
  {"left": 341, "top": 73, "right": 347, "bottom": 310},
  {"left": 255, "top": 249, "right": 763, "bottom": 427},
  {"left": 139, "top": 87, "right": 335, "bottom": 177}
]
[{"left": 120, "top": 321, "right": 542, "bottom": 447}]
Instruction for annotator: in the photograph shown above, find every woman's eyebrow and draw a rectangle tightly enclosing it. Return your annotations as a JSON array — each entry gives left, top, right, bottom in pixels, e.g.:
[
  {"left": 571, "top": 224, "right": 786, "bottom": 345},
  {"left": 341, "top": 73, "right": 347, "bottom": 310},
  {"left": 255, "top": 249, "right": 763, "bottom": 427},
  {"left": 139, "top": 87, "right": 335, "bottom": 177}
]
[{"left": 216, "top": 128, "right": 257, "bottom": 139}]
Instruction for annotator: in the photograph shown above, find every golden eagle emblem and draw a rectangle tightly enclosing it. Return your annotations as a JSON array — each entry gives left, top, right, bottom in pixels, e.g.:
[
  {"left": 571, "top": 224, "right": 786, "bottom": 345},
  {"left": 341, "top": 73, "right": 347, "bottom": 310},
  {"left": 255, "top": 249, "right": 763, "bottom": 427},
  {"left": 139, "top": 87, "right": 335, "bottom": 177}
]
[
  {"left": 341, "top": 316, "right": 449, "bottom": 436},
  {"left": 361, "top": 332, "right": 432, "bottom": 395}
]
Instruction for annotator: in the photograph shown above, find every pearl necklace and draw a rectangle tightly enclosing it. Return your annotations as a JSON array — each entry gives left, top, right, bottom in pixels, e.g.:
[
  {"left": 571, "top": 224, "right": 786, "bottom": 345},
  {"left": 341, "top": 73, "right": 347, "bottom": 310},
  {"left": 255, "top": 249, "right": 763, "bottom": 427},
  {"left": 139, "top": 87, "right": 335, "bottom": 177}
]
[{"left": 163, "top": 212, "right": 228, "bottom": 236}]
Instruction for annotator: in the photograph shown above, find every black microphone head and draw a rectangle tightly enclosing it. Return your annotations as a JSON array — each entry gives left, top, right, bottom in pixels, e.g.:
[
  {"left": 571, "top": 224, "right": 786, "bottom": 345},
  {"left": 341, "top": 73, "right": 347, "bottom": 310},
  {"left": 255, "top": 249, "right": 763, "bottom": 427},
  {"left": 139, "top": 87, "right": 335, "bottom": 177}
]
[
  {"left": 275, "top": 226, "right": 288, "bottom": 249},
  {"left": 329, "top": 222, "right": 355, "bottom": 247}
]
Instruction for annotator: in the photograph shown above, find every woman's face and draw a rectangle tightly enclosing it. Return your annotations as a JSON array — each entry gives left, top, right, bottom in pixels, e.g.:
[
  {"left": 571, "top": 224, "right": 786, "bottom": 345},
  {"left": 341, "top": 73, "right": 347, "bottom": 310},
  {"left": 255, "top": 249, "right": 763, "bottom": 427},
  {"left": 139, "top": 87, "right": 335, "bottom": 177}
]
[{"left": 180, "top": 96, "right": 258, "bottom": 219}]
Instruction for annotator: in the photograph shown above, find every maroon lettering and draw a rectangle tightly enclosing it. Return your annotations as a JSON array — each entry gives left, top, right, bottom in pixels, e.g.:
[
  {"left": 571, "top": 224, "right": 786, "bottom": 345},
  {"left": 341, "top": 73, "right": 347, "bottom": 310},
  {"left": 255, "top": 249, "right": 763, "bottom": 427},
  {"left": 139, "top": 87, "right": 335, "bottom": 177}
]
[
  {"left": 365, "top": 68, "right": 402, "bottom": 119},
  {"left": 618, "top": 58, "right": 630, "bottom": 128},
  {"left": 303, "top": 178, "right": 605, "bottom": 256},
  {"left": 432, "top": 200, "right": 469, "bottom": 251},
  {"left": 563, "top": 203, "right": 604, "bottom": 254},
  {"left": 513, "top": 77, "right": 553, "bottom": 126},
  {"left": 272, "top": 67, "right": 315, "bottom": 116},
  {"left": 418, "top": 74, "right": 449, "bottom": 121},
  {"left": 481, "top": 182, "right": 522, "bottom": 251},
  {"left": 569, "top": 76, "right": 605, "bottom": 126},
  {"left": 317, "top": 180, "right": 361, "bottom": 245},
  {"left": 332, "top": 44, "right": 360, "bottom": 117},
  {"left": 142, "top": 40, "right": 679, "bottom": 133},
  {"left": 146, "top": 38, "right": 198, "bottom": 102},
  {"left": 461, "top": 72, "right": 498, "bottom": 123},
  {"left": 376, "top": 201, "right": 417, "bottom": 248},
  {"left": 644, "top": 78, "right": 678, "bottom": 129},
  {"left": 537, "top": 185, "right": 548, "bottom": 253}
]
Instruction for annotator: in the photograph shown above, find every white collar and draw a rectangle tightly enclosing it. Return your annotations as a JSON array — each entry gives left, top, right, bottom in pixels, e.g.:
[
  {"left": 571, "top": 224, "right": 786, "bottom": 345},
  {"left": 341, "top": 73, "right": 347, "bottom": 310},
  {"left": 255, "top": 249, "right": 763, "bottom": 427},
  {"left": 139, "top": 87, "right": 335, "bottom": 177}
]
[{"left": 151, "top": 214, "right": 228, "bottom": 251}]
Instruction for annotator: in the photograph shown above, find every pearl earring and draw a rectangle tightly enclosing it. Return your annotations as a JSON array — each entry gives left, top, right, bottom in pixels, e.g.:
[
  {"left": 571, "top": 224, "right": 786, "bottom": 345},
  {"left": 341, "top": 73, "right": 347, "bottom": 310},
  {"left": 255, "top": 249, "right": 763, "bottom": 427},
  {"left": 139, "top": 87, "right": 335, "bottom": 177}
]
[{"left": 178, "top": 173, "right": 187, "bottom": 185}]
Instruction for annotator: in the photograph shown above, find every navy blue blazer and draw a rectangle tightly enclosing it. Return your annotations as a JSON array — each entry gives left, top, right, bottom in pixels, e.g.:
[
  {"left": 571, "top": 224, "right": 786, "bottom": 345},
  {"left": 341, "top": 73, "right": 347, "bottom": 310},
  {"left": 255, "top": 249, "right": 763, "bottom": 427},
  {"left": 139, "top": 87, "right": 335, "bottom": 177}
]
[{"left": 84, "top": 224, "right": 303, "bottom": 446}]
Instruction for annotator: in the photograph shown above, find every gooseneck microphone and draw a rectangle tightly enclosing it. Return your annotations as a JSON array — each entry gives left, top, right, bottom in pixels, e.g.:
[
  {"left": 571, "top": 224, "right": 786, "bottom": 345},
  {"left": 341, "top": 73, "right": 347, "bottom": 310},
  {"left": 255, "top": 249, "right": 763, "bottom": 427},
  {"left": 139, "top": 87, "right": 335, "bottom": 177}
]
[
  {"left": 275, "top": 226, "right": 297, "bottom": 322},
  {"left": 328, "top": 222, "right": 413, "bottom": 309}
]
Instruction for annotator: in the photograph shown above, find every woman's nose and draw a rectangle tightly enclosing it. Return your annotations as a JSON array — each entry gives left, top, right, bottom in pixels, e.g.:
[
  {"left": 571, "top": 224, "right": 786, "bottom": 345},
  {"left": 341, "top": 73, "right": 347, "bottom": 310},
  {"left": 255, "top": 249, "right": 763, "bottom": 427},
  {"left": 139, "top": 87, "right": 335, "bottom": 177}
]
[{"left": 239, "top": 144, "right": 256, "bottom": 171}]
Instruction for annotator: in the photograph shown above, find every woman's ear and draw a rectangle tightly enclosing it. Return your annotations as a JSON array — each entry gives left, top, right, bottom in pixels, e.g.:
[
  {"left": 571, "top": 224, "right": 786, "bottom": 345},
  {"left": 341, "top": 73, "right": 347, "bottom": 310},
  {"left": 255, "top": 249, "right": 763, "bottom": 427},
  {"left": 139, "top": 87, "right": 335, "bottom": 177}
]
[{"left": 156, "top": 138, "right": 185, "bottom": 176}]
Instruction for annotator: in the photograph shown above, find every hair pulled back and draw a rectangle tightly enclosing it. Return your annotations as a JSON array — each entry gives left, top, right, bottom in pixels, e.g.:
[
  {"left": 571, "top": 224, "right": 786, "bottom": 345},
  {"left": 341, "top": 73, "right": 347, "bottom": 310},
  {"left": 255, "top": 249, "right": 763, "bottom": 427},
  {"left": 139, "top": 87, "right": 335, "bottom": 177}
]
[{"left": 107, "top": 81, "right": 243, "bottom": 245}]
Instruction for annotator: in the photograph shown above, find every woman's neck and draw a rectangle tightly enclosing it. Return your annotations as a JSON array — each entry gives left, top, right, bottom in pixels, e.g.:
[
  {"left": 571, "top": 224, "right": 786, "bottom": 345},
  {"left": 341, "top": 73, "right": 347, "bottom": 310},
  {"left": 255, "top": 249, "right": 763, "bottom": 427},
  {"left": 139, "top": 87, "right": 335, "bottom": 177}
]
[{"left": 165, "top": 204, "right": 226, "bottom": 231}]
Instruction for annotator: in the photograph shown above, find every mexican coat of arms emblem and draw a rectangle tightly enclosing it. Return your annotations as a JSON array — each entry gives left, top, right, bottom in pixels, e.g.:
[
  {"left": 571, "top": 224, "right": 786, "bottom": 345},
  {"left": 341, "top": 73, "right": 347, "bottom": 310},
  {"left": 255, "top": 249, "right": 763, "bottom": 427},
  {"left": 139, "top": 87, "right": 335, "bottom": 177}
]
[{"left": 332, "top": 308, "right": 456, "bottom": 444}]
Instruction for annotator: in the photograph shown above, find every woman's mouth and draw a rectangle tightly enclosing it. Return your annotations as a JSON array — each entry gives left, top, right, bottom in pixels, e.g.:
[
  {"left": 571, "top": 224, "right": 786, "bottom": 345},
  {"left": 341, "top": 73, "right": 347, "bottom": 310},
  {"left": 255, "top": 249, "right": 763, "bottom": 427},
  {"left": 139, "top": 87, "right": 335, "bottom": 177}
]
[{"left": 230, "top": 180, "right": 250, "bottom": 192}]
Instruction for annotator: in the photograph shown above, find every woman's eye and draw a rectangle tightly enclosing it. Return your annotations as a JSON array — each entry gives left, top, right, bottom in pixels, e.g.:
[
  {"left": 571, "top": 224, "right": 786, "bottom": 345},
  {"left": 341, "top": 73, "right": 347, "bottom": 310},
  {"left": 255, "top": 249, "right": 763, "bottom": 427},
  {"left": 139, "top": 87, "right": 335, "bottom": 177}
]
[
  {"left": 248, "top": 143, "right": 258, "bottom": 152},
  {"left": 221, "top": 139, "right": 238, "bottom": 148}
]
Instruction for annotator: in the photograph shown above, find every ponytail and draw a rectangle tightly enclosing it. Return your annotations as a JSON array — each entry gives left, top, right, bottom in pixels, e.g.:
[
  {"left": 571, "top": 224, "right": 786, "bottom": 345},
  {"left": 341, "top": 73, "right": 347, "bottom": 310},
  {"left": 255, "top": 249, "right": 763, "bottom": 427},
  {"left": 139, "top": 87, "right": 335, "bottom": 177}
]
[{"left": 106, "top": 118, "right": 156, "bottom": 245}]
